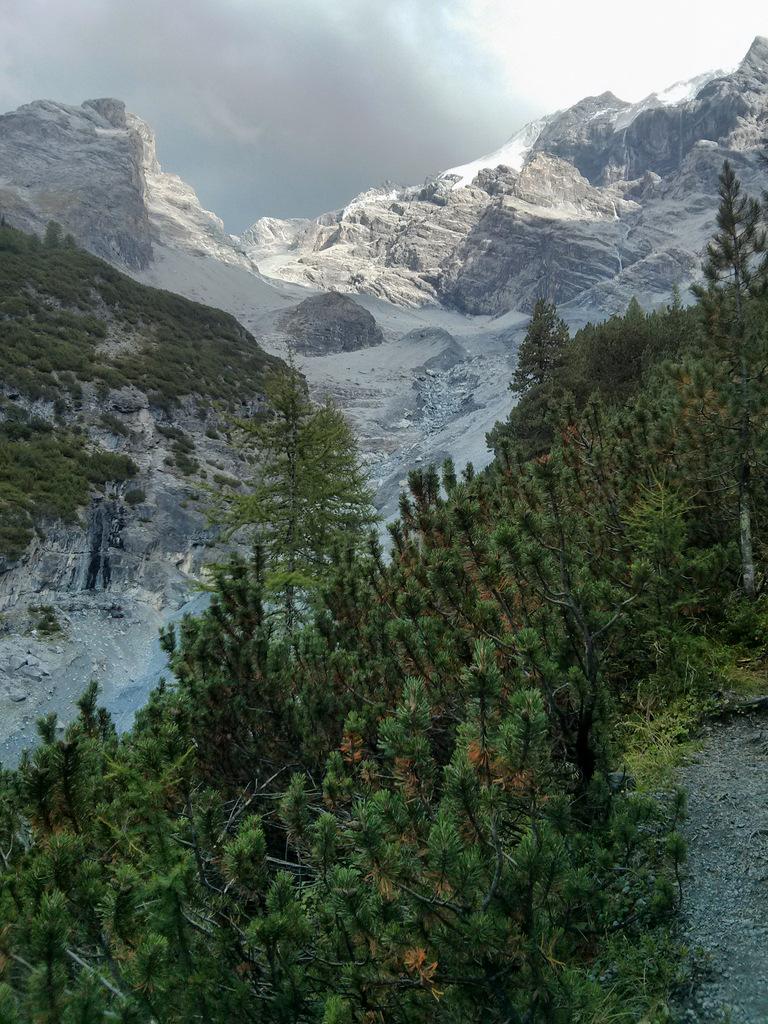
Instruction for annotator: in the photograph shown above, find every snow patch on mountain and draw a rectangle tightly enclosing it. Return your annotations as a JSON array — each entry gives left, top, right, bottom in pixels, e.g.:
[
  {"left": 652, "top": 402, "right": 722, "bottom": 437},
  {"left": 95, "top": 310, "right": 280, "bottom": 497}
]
[
  {"left": 441, "top": 68, "right": 729, "bottom": 191},
  {"left": 613, "top": 68, "right": 728, "bottom": 130},
  {"left": 441, "top": 116, "right": 553, "bottom": 187}
]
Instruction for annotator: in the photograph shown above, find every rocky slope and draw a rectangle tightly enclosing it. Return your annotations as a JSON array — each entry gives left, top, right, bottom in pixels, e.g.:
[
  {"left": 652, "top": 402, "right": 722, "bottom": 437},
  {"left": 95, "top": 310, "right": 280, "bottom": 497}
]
[
  {"left": 0, "top": 96, "right": 258, "bottom": 273},
  {"left": 0, "top": 225, "right": 281, "bottom": 762},
  {"left": 244, "top": 37, "right": 768, "bottom": 317}
]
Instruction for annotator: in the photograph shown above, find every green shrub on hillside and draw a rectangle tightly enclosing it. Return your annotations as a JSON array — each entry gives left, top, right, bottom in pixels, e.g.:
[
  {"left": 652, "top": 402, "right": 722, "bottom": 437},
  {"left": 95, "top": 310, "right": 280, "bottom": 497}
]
[
  {"left": 0, "top": 222, "right": 280, "bottom": 556},
  {"left": 0, "top": 409, "right": 137, "bottom": 559},
  {"left": 0, "top": 223, "right": 280, "bottom": 404}
]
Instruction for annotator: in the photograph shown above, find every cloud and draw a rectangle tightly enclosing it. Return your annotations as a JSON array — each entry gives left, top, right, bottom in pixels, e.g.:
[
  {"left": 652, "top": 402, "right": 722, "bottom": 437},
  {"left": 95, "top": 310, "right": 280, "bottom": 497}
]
[
  {"left": 456, "top": 0, "right": 766, "bottom": 107},
  {"left": 0, "top": 0, "right": 765, "bottom": 230}
]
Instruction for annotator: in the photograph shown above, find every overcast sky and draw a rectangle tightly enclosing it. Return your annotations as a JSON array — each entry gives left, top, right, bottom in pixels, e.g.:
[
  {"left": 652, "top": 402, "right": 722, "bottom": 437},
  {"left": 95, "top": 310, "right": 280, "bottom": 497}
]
[{"left": 0, "top": 0, "right": 765, "bottom": 231}]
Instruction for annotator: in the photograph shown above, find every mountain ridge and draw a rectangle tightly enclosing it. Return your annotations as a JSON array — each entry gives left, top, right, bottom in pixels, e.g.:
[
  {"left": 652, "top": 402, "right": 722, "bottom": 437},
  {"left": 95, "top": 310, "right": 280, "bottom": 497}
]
[
  {"left": 1, "top": 37, "right": 766, "bottom": 320},
  {"left": 240, "top": 36, "right": 768, "bottom": 315}
]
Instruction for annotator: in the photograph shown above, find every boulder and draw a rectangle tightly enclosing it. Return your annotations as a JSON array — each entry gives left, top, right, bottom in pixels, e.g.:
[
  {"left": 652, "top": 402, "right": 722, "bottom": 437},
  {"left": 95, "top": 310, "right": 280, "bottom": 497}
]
[{"left": 278, "top": 292, "right": 384, "bottom": 354}]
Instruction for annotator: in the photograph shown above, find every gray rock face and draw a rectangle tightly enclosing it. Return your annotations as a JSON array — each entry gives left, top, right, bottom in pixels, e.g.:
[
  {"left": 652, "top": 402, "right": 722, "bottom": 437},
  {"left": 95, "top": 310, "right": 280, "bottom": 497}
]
[
  {"left": 242, "top": 37, "right": 768, "bottom": 317},
  {"left": 403, "top": 329, "right": 467, "bottom": 371},
  {"left": 2, "top": 40, "right": 767, "bottom": 321},
  {"left": 0, "top": 99, "right": 153, "bottom": 267},
  {"left": 440, "top": 191, "right": 643, "bottom": 315},
  {"left": 0, "top": 381, "right": 253, "bottom": 760},
  {"left": 0, "top": 97, "right": 256, "bottom": 272},
  {"left": 278, "top": 292, "right": 384, "bottom": 354},
  {"left": 528, "top": 42, "right": 768, "bottom": 186}
]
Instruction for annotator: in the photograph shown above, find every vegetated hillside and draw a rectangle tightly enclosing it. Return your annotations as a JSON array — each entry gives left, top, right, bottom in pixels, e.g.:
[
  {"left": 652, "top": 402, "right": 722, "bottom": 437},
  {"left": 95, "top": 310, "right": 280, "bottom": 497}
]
[
  {"left": 0, "top": 221, "right": 286, "bottom": 763},
  {"left": 0, "top": 220, "right": 281, "bottom": 561},
  {"left": 1, "top": 166, "right": 768, "bottom": 1023}
]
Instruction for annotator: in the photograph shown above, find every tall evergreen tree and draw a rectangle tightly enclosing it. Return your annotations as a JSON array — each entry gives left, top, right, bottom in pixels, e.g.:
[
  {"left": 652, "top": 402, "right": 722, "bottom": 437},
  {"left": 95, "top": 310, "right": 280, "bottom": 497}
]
[
  {"left": 213, "top": 365, "right": 376, "bottom": 631},
  {"left": 43, "top": 221, "right": 63, "bottom": 249},
  {"left": 511, "top": 299, "right": 570, "bottom": 397},
  {"left": 693, "top": 160, "right": 768, "bottom": 598}
]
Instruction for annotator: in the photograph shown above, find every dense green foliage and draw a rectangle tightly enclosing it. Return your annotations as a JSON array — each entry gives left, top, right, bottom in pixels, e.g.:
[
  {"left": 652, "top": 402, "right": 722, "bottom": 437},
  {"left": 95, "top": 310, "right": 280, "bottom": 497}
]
[
  {"left": 489, "top": 292, "right": 703, "bottom": 457},
  {"left": 692, "top": 160, "right": 768, "bottom": 598},
  {"left": 1, "top": 166, "right": 768, "bottom": 1022},
  {"left": 0, "top": 222, "right": 279, "bottom": 404},
  {"left": 510, "top": 298, "right": 570, "bottom": 397},
  {"left": 211, "top": 366, "right": 377, "bottom": 631},
  {"left": 0, "top": 408, "right": 137, "bottom": 559}
]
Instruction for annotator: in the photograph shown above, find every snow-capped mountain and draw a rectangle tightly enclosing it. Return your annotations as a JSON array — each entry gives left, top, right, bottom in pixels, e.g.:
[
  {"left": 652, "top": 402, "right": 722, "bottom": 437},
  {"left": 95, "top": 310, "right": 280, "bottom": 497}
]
[
  {"left": 442, "top": 117, "right": 554, "bottom": 188},
  {"left": 440, "top": 67, "right": 729, "bottom": 188},
  {"left": 240, "top": 36, "right": 768, "bottom": 316},
  {"left": 0, "top": 37, "right": 766, "bottom": 320}
]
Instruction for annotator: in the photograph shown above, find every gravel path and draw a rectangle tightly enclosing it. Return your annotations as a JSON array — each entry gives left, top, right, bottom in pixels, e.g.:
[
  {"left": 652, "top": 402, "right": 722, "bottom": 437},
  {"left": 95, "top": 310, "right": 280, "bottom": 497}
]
[{"left": 677, "top": 715, "right": 768, "bottom": 1022}]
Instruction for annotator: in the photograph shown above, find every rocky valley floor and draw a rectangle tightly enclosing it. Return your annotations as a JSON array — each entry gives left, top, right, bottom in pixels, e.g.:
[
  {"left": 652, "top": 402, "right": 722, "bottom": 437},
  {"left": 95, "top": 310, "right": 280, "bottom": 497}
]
[{"left": 137, "top": 248, "right": 529, "bottom": 520}]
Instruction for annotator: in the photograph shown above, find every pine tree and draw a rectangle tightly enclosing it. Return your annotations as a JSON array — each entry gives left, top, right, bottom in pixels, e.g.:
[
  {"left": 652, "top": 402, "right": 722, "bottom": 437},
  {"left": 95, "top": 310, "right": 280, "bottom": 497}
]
[
  {"left": 43, "top": 221, "right": 63, "bottom": 248},
  {"left": 511, "top": 298, "right": 570, "bottom": 397},
  {"left": 693, "top": 160, "right": 768, "bottom": 598},
  {"left": 214, "top": 365, "right": 377, "bottom": 632}
]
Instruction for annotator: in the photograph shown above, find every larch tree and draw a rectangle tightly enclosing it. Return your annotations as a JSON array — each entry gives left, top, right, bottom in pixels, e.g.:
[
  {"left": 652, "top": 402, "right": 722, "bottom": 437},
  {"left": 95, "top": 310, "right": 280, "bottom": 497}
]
[{"left": 214, "top": 365, "right": 377, "bottom": 632}]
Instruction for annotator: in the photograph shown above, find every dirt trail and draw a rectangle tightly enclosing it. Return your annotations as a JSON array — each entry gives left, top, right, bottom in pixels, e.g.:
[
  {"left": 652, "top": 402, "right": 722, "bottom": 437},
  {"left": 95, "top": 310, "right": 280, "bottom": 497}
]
[{"left": 676, "top": 715, "right": 768, "bottom": 1022}]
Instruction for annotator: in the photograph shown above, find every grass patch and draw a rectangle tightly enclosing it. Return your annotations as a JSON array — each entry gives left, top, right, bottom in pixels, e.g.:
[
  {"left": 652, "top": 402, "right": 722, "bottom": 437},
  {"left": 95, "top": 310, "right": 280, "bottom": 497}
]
[
  {"left": 29, "top": 604, "right": 63, "bottom": 636},
  {"left": 618, "top": 699, "right": 704, "bottom": 790}
]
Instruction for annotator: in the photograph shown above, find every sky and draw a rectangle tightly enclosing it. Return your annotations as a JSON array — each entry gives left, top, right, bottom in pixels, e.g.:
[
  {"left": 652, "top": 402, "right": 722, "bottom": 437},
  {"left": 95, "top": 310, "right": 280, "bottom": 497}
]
[{"left": 0, "top": 0, "right": 765, "bottom": 232}]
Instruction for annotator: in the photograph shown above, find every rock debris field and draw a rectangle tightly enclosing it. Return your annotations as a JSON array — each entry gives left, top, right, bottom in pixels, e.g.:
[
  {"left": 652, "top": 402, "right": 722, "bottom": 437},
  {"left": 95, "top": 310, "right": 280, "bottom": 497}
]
[{"left": 677, "top": 715, "right": 768, "bottom": 1022}]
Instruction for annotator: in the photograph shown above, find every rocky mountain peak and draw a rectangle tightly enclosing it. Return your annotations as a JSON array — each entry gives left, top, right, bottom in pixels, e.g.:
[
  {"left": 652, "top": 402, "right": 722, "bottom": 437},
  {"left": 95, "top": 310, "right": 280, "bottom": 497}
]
[
  {"left": 0, "top": 99, "right": 154, "bottom": 267},
  {"left": 2, "top": 37, "right": 767, "bottom": 323},
  {"left": 82, "top": 97, "right": 128, "bottom": 129},
  {"left": 239, "top": 36, "right": 767, "bottom": 317},
  {"left": 0, "top": 96, "right": 258, "bottom": 273},
  {"left": 577, "top": 90, "right": 629, "bottom": 112},
  {"left": 741, "top": 35, "right": 768, "bottom": 69},
  {"left": 738, "top": 35, "right": 768, "bottom": 83}
]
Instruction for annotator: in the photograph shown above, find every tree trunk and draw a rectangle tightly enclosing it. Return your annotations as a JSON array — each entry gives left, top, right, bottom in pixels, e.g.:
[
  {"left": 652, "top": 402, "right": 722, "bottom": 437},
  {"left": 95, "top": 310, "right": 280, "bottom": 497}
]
[
  {"left": 739, "top": 460, "right": 756, "bottom": 599},
  {"left": 739, "top": 345, "right": 757, "bottom": 600}
]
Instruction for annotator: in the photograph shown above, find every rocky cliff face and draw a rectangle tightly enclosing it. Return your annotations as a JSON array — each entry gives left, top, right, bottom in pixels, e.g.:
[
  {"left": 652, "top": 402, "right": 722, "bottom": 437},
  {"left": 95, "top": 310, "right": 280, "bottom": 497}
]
[
  {"left": 3, "top": 39, "right": 765, "bottom": 321},
  {"left": 0, "top": 97, "right": 257, "bottom": 272},
  {"left": 243, "top": 37, "right": 768, "bottom": 317},
  {"left": 0, "top": 381, "right": 255, "bottom": 764},
  {"left": 0, "top": 228, "right": 280, "bottom": 762},
  {"left": 0, "top": 98, "right": 153, "bottom": 268}
]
